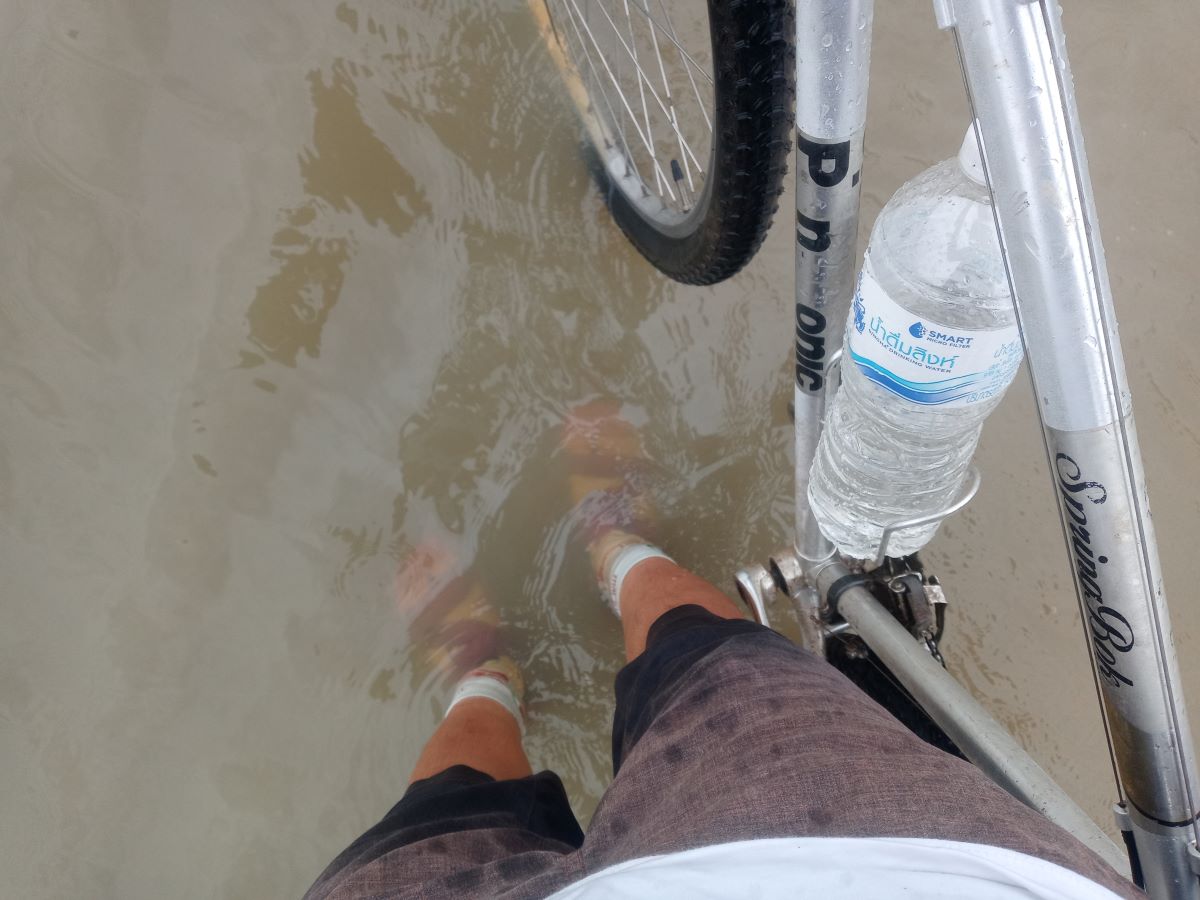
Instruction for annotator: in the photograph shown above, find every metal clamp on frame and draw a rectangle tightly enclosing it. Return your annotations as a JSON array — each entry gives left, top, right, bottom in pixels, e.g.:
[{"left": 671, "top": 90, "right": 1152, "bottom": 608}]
[{"left": 824, "top": 571, "right": 872, "bottom": 621}]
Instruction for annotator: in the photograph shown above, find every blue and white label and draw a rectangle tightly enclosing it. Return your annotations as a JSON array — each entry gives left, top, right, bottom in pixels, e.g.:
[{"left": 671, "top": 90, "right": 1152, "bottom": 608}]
[{"left": 848, "top": 262, "right": 1023, "bottom": 407}]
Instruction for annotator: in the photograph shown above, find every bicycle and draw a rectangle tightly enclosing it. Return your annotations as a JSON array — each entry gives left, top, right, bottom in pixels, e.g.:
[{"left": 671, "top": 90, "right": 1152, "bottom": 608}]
[{"left": 529, "top": 1, "right": 1200, "bottom": 898}]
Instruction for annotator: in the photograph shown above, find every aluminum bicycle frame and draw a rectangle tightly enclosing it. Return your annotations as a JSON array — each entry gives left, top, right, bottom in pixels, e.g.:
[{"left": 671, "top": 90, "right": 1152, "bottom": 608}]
[{"left": 791, "top": 2, "right": 1200, "bottom": 897}]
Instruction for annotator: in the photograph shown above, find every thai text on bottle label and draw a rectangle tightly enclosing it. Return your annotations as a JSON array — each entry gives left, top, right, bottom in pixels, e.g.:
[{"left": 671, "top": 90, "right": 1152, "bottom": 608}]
[{"left": 848, "top": 261, "right": 1023, "bottom": 407}]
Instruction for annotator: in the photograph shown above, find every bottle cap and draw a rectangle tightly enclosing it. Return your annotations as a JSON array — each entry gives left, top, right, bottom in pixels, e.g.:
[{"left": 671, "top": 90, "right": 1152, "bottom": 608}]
[{"left": 958, "top": 124, "right": 987, "bottom": 186}]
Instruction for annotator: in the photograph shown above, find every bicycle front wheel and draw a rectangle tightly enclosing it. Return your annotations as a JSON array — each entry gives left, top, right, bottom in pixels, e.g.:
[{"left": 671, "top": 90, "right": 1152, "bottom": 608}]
[{"left": 535, "top": 0, "right": 795, "bottom": 286}]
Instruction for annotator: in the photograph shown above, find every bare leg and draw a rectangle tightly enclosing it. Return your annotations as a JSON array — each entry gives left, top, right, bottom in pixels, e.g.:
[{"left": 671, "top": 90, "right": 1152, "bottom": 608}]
[
  {"left": 408, "top": 697, "right": 532, "bottom": 784},
  {"left": 615, "top": 556, "right": 744, "bottom": 661}
]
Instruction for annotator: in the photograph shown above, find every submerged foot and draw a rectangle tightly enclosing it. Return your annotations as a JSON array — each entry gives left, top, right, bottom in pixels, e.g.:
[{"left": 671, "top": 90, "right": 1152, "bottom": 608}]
[
  {"left": 395, "top": 539, "right": 500, "bottom": 682},
  {"left": 561, "top": 399, "right": 667, "bottom": 616}
]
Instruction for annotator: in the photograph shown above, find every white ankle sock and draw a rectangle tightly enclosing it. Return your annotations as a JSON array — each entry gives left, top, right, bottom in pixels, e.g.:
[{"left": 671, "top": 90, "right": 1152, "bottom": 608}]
[
  {"left": 606, "top": 543, "right": 673, "bottom": 617},
  {"left": 445, "top": 675, "right": 524, "bottom": 733}
]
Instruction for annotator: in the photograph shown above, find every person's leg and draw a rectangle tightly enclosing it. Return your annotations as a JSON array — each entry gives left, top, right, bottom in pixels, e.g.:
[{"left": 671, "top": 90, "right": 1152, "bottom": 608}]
[
  {"left": 408, "top": 696, "right": 531, "bottom": 783},
  {"left": 409, "top": 657, "right": 531, "bottom": 782},
  {"left": 575, "top": 551, "right": 1140, "bottom": 898},
  {"left": 589, "top": 528, "right": 744, "bottom": 660},
  {"left": 304, "top": 657, "right": 583, "bottom": 900}
]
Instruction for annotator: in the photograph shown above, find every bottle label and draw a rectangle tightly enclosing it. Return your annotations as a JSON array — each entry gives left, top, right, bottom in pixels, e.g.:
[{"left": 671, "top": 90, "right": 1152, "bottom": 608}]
[{"left": 848, "top": 262, "right": 1023, "bottom": 407}]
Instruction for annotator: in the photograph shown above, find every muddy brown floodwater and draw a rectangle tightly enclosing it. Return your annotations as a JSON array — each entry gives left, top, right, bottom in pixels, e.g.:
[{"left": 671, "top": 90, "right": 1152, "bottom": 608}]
[{"left": 2, "top": 1, "right": 1198, "bottom": 897}]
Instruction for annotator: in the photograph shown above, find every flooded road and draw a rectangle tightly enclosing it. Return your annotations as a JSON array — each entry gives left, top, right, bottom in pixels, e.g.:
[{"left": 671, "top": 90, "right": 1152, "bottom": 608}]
[{"left": 1, "top": 1, "right": 1197, "bottom": 897}]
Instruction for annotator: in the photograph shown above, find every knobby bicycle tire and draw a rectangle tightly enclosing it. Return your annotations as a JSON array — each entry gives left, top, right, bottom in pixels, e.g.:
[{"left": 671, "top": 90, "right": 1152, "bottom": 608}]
[{"left": 539, "top": 0, "right": 795, "bottom": 286}]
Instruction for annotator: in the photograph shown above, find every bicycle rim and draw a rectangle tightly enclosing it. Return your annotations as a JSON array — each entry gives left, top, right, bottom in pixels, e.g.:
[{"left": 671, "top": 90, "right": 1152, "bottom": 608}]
[{"left": 539, "top": 0, "right": 716, "bottom": 235}]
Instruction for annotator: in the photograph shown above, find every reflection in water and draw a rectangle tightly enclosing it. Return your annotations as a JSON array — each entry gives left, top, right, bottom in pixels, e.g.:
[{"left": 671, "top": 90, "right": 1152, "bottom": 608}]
[
  {"left": 0, "top": 4, "right": 793, "bottom": 891},
  {"left": 398, "top": 539, "right": 500, "bottom": 682},
  {"left": 247, "top": 206, "right": 349, "bottom": 367},
  {"left": 247, "top": 57, "right": 432, "bottom": 366},
  {"left": 233, "top": 0, "right": 795, "bottom": 837}
]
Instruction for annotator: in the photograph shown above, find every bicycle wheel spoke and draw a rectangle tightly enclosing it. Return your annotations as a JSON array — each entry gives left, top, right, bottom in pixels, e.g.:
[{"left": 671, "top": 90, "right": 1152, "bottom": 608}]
[
  {"left": 559, "top": 0, "right": 678, "bottom": 201},
  {"left": 556, "top": 0, "right": 639, "bottom": 179},
  {"left": 641, "top": 0, "right": 697, "bottom": 195},
  {"left": 621, "top": 0, "right": 664, "bottom": 197},
  {"left": 544, "top": 0, "right": 717, "bottom": 216},
  {"left": 577, "top": 0, "right": 706, "bottom": 176},
  {"left": 658, "top": 0, "right": 712, "bottom": 134},
  {"left": 625, "top": 0, "right": 714, "bottom": 86},
  {"left": 562, "top": 4, "right": 636, "bottom": 165}
]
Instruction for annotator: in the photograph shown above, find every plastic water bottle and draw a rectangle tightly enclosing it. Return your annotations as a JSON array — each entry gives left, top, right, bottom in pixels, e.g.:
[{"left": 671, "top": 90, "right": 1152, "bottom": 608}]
[{"left": 808, "top": 125, "right": 1024, "bottom": 560}]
